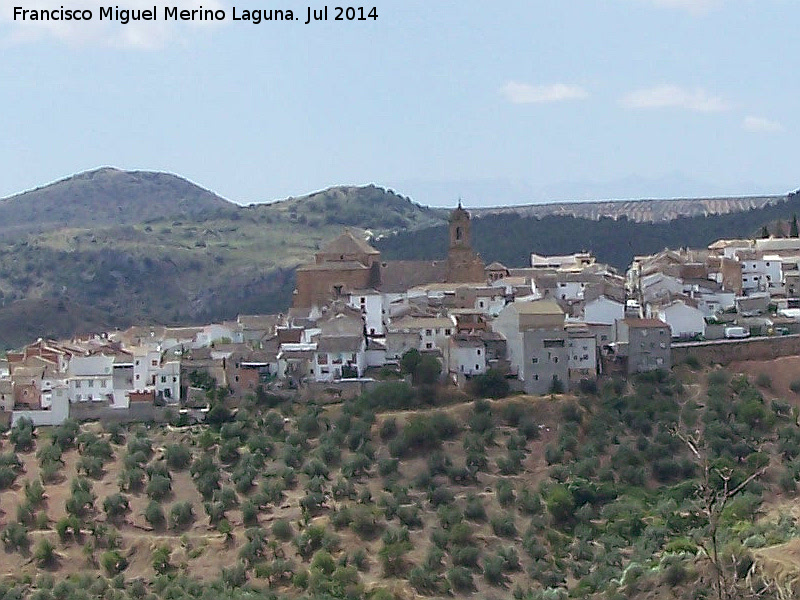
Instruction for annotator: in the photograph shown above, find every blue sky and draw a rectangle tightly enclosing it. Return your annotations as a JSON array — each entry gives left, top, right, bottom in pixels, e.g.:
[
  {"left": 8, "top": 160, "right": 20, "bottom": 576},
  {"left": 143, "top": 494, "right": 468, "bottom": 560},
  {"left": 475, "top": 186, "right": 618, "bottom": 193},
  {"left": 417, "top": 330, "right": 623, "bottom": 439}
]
[{"left": 0, "top": 0, "right": 797, "bottom": 207}]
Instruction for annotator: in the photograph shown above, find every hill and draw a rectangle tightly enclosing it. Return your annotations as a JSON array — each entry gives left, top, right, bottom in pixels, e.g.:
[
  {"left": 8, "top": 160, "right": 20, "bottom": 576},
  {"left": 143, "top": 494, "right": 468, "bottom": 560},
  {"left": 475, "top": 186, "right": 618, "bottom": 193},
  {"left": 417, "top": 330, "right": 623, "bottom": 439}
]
[
  {"left": 0, "top": 172, "right": 445, "bottom": 349},
  {"left": 376, "top": 190, "right": 800, "bottom": 271},
  {"left": 0, "top": 168, "right": 236, "bottom": 239},
  {"left": 471, "top": 194, "right": 786, "bottom": 223},
  {"left": 0, "top": 366, "right": 797, "bottom": 599}
]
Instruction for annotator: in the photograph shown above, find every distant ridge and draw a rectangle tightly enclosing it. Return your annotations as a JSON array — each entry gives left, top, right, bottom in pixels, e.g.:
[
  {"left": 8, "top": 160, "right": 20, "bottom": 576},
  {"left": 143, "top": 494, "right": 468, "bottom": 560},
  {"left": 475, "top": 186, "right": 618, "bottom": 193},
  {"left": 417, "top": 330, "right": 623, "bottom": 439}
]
[
  {"left": 0, "top": 167, "right": 235, "bottom": 237},
  {"left": 470, "top": 195, "right": 787, "bottom": 223}
]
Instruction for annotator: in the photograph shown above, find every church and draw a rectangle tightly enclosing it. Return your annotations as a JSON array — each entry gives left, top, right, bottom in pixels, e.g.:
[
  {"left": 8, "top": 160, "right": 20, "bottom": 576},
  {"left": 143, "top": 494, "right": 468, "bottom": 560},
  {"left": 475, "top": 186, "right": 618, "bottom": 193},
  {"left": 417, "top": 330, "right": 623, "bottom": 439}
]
[{"left": 293, "top": 204, "right": 486, "bottom": 308}]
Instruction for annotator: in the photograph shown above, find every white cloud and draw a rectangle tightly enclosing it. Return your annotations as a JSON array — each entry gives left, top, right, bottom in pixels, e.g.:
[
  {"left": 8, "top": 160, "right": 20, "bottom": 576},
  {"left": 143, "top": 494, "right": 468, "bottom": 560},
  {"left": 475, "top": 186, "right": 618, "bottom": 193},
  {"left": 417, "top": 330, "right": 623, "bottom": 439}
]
[
  {"left": 2, "top": 1, "right": 227, "bottom": 49},
  {"left": 622, "top": 84, "right": 729, "bottom": 112},
  {"left": 502, "top": 82, "right": 588, "bottom": 105},
  {"left": 643, "top": 0, "right": 724, "bottom": 15},
  {"left": 743, "top": 116, "right": 783, "bottom": 133}
]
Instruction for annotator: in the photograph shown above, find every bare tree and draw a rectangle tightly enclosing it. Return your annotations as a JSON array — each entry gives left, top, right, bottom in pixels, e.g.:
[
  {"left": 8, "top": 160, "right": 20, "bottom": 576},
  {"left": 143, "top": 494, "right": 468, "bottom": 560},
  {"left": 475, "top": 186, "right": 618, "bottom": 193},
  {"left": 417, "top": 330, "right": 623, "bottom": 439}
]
[{"left": 674, "top": 428, "right": 769, "bottom": 600}]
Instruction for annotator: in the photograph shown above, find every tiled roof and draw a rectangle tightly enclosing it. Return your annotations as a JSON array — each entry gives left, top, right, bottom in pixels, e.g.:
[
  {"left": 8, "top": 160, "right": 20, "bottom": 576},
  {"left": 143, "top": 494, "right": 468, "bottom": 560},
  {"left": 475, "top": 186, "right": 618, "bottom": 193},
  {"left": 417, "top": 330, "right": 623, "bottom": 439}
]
[
  {"left": 379, "top": 260, "right": 448, "bottom": 293},
  {"left": 625, "top": 318, "right": 668, "bottom": 328},
  {"left": 321, "top": 230, "right": 380, "bottom": 256}
]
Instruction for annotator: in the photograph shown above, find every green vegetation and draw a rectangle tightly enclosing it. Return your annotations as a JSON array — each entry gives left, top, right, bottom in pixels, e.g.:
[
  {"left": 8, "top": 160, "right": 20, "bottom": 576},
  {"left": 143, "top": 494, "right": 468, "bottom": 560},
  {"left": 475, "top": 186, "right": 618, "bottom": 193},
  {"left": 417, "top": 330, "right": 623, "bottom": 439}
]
[{"left": 0, "top": 369, "right": 798, "bottom": 599}]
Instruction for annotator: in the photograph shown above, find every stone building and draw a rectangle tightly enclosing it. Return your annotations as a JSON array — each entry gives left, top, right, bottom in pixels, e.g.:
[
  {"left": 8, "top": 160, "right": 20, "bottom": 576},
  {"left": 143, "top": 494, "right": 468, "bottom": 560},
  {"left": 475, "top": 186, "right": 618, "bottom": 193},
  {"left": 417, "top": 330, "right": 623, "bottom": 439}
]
[{"left": 293, "top": 205, "right": 486, "bottom": 308}]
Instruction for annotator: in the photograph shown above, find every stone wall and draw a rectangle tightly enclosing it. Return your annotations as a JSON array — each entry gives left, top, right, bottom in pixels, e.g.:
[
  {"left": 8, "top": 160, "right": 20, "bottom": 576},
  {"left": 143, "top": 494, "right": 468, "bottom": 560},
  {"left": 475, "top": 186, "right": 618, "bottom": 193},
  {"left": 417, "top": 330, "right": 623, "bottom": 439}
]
[
  {"left": 69, "top": 402, "right": 172, "bottom": 424},
  {"left": 673, "top": 334, "right": 800, "bottom": 366}
]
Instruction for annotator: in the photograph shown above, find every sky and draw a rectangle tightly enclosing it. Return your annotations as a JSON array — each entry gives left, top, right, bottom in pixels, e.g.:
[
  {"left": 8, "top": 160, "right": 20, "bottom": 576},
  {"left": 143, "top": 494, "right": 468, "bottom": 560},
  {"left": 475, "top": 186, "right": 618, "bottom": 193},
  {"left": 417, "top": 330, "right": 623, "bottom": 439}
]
[{"left": 0, "top": 0, "right": 797, "bottom": 207}]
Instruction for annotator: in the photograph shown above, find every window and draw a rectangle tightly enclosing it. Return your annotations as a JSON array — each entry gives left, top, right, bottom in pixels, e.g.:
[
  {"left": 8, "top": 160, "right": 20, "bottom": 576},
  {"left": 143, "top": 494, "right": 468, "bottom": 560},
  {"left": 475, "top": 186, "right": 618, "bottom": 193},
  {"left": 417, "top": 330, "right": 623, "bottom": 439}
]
[
  {"left": 360, "top": 297, "right": 365, "bottom": 304},
  {"left": 477, "top": 349, "right": 481, "bottom": 355},
  {"left": 135, "top": 360, "right": 140, "bottom": 366},
  {"left": 151, "top": 360, "right": 158, "bottom": 367},
  {"left": 75, "top": 380, "right": 81, "bottom": 389},
  {"left": 532, "top": 358, "right": 538, "bottom": 364},
  {"left": 161, "top": 376, "right": 166, "bottom": 383},
  {"left": 88, "top": 380, "right": 94, "bottom": 388},
  {"left": 543, "top": 339, "right": 565, "bottom": 348},
  {"left": 534, "top": 374, "right": 539, "bottom": 381},
  {"left": 100, "top": 380, "right": 107, "bottom": 388},
  {"left": 425, "top": 343, "right": 433, "bottom": 349},
  {"left": 318, "top": 354, "right": 328, "bottom": 365},
  {"left": 173, "top": 377, "right": 177, "bottom": 383},
  {"left": 445, "top": 329, "right": 451, "bottom": 335},
  {"left": 425, "top": 329, "right": 432, "bottom": 336},
  {"left": 553, "top": 357, "right": 558, "bottom": 363},
  {"left": 475, "top": 364, "right": 480, "bottom": 370}
]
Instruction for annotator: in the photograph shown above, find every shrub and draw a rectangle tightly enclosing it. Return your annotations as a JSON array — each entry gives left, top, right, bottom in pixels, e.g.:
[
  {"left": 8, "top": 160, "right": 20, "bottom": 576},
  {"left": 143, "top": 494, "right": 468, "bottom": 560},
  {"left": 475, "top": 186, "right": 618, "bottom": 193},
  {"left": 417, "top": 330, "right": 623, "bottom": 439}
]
[
  {"left": 10, "top": 418, "right": 35, "bottom": 452},
  {"left": 1, "top": 522, "right": 29, "bottom": 551},
  {"left": 379, "top": 527, "right": 411, "bottom": 576},
  {"left": 147, "top": 474, "right": 172, "bottom": 501},
  {"left": 465, "top": 493, "right": 487, "bottom": 521},
  {"left": 546, "top": 484, "right": 575, "bottom": 527},
  {"left": 496, "top": 479, "right": 515, "bottom": 507},
  {"left": 447, "top": 566, "right": 475, "bottom": 592},
  {"left": 144, "top": 501, "right": 165, "bottom": 528},
  {"left": 469, "top": 369, "right": 510, "bottom": 399},
  {"left": 366, "top": 382, "right": 418, "bottom": 411},
  {"left": 34, "top": 538, "right": 57, "bottom": 567},
  {"left": 100, "top": 550, "right": 128, "bottom": 576},
  {"left": 490, "top": 513, "right": 517, "bottom": 538},
  {"left": 272, "top": 519, "right": 294, "bottom": 542},
  {"left": 0, "top": 465, "right": 18, "bottom": 490},
  {"left": 379, "top": 418, "right": 398, "bottom": 441},
  {"left": 756, "top": 373, "right": 773, "bottom": 389},
  {"left": 102, "top": 494, "right": 130, "bottom": 522},
  {"left": 164, "top": 444, "right": 192, "bottom": 470},
  {"left": 169, "top": 502, "right": 194, "bottom": 530},
  {"left": 24, "top": 479, "right": 46, "bottom": 507},
  {"left": 483, "top": 554, "right": 508, "bottom": 586},
  {"left": 151, "top": 546, "right": 173, "bottom": 575}
]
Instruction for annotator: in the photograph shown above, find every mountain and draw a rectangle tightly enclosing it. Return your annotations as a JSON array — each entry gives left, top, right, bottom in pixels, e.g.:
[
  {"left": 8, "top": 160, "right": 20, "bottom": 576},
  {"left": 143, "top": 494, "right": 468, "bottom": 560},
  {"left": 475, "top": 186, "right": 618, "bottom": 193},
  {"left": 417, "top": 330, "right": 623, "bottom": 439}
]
[
  {"left": 0, "top": 171, "right": 445, "bottom": 349},
  {"left": 0, "top": 167, "right": 236, "bottom": 238}
]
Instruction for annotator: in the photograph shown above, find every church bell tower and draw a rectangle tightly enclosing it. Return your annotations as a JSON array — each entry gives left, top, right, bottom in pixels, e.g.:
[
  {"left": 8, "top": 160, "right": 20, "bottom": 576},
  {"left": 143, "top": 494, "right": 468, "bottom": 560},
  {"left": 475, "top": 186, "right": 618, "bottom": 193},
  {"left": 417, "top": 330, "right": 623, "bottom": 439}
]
[{"left": 446, "top": 200, "right": 485, "bottom": 283}]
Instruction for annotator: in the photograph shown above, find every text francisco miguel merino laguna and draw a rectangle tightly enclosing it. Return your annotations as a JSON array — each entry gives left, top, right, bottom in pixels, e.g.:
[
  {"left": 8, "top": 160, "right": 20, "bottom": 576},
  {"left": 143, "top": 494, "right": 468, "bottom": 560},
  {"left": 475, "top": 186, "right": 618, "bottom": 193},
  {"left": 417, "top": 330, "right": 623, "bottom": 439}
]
[{"left": 12, "top": 5, "right": 379, "bottom": 24}]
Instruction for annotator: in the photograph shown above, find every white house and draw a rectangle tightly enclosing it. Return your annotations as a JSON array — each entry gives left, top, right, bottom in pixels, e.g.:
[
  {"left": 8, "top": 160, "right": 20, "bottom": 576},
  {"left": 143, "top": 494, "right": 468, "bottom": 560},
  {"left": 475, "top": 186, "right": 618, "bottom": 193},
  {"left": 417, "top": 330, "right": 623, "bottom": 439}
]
[
  {"left": 387, "top": 316, "right": 455, "bottom": 352},
  {"left": 649, "top": 300, "right": 706, "bottom": 339},
  {"left": 583, "top": 295, "right": 625, "bottom": 326},
  {"left": 312, "top": 336, "right": 366, "bottom": 382},
  {"left": 348, "top": 290, "right": 384, "bottom": 336},
  {"left": 448, "top": 337, "right": 486, "bottom": 377},
  {"left": 68, "top": 355, "right": 115, "bottom": 405},
  {"left": 567, "top": 331, "right": 597, "bottom": 380}
]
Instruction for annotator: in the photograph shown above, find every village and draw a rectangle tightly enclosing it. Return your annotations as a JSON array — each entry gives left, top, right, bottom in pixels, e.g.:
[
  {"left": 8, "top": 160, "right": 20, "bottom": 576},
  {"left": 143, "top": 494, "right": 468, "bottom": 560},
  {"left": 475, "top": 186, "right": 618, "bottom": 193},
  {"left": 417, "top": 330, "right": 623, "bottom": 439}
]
[{"left": 3, "top": 204, "right": 800, "bottom": 428}]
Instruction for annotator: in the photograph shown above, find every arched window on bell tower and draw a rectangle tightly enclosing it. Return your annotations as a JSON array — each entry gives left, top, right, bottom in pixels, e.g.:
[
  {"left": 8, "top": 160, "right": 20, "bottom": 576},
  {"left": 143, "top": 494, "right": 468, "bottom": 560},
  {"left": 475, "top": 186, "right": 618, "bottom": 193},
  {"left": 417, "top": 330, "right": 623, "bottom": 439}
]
[{"left": 449, "top": 201, "right": 471, "bottom": 249}]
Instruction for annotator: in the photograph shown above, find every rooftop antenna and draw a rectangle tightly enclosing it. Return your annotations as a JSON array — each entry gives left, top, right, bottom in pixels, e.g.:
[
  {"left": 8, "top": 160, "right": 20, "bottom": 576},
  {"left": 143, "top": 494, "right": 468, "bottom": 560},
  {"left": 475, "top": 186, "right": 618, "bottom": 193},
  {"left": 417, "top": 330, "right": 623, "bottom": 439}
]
[{"left": 457, "top": 196, "right": 463, "bottom": 209}]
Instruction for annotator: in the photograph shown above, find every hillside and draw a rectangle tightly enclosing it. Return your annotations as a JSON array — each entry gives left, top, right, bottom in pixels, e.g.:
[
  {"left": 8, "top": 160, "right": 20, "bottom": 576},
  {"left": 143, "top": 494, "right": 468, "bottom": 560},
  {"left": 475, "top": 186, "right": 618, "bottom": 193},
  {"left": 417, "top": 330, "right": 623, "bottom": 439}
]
[
  {"left": 0, "top": 366, "right": 797, "bottom": 599},
  {"left": 0, "top": 168, "right": 236, "bottom": 239},
  {"left": 471, "top": 194, "right": 786, "bottom": 223},
  {"left": 376, "top": 190, "right": 800, "bottom": 270},
  {"left": 0, "top": 173, "right": 443, "bottom": 349}
]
